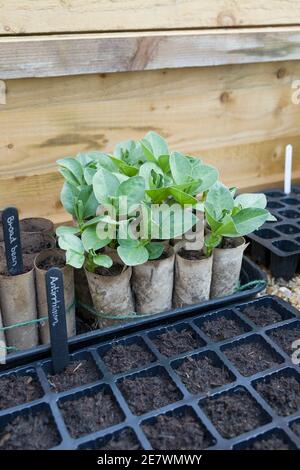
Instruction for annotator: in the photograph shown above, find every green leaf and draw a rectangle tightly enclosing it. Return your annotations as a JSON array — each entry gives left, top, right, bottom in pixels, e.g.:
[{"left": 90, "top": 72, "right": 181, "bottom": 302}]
[
  {"left": 93, "top": 168, "right": 119, "bottom": 204},
  {"left": 83, "top": 215, "right": 118, "bottom": 229},
  {"left": 145, "top": 187, "right": 170, "bottom": 203},
  {"left": 158, "top": 154, "right": 170, "bottom": 173},
  {"left": 56, "top": 225, "right": 79, "bottom": 237},
  {"left": 113, "top": 172, "right": 129, "bottom": 183},
  {"left": 215, "top": 214, "right": 239, "bottom": 237},
  {"left": 58, "top": 233, "right": 84, "bottom": 254},
  {"left": 109, "top": 156, "right": 139, "bottom": 176},
  {"left": 204, "top": 202, "right": 222, "bottom": 232},
  {"left": 114, "top": 140, "right": 145, "bottom": 166},
  {"left": 76, "top": 152, "right": 95, "bottom": 167},
  {"left": 83, "top": 190, "right": 99, "bottom": 219},
  {"left": 205, "top": 183, "right": 234, "bottom": 219},
  {"left": 139, "top": 162, "right": 163, "bottom": 189},
  {"left": 93, "top": 254, "right": 113, "bottom": 268},
  {"left": 83, "top": 166, "right": 96, "bottom": 185},
  {"left": 60, "top": 182, "right": 79, "bottom": 216},
  {"left": 169, "top": 187, "right": 198, "bottom": 205},
  {"left": 57, "top": 157, "right": 83, "bottom": 185},
  {"left": 267, "top": 213, "right": 277, "bottom": 222},
  {"left": 117, "top": 176, "right": 145, "bottom": 213},
  {"left": 118, "top": 237, "right": 140, "bottom": 248},
  {"left": 114, "top": 139, "right": 136, "bottom": 159},
  {"left": 59, "top": 167, "right": 80, "bottom": 187},
  {"left": 81, "top": 226, "right": 110, "bottom": 251},
  {"left": 76, "top": 199, "right": 84, "bottom": 223},
  {"left": 146, "top": 242, "right": 164, "bottom": 260},
  {"left": 141, "top": 131, "right": 169, "bottom": 160},
  {"left": 117, "top": 244, "right": 149, "bottom": 266},
  {"left": 234, "top": 193, "right": 267, "bottom": 209},
  {"left": 232, "top": 208, "right": 269, "bottom": 235},
  {"left": 76, "top": 151, "right": 115, "bottom": 170},
  {"left": 93, "top": 152, "right": 118, "bottom": 173},
  {"left": 193, "top": 164, "right": 219, "bottom": 193},
  {"left": 150, "top": 205, "right": 197, "bottom": 239},
  {"left": 170, "top": 151, "right": 191, "bottom": 184},
  {"left": 66, "top": 250, "right": 85, "bottom": 269}
]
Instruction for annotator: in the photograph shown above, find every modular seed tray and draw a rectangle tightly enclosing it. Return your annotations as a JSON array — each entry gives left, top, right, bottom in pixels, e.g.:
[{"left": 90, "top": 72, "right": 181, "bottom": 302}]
[
  {"left": 1, "top": 295, "right": 300, "bottom": 450},
  {"left": 248, "top": 186, "right": 300, "bottom": 279},
  {"left": 5, "top": 256, "right": 266, "bottom": 366}
]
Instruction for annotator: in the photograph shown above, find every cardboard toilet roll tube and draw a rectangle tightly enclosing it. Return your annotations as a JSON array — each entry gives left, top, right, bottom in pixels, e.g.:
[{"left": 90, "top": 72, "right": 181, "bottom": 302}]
[
  {"left": 132, "top": 247, "right": 175, "bottom": 314},
  {"left": 173, "top": 210, "right": 205, "bottom": 253},
  {"left": 85, "top": 264, "right": 134, "bottom": 329},
  {"left": 20, "top": 217, "right": 55, "bottom": 236},
  {"left": 0, "top": 255, "right": 38, "bottom": 351},
  {"left": 210, "top": 237, "right": 248, "bottom": 299},
  {"left": 34, "top": 249, "right": 76, "bottom": 344},
  {"left": 0, "top": 232, "right": 56, "bottom": 264},
  {"left": 173, "top": 249, "right": 213, "bottom": 308}
]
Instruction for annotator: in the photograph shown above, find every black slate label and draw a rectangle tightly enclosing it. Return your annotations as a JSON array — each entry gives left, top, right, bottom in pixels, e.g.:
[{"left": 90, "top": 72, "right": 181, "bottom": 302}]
[
  {"left": 46, "top": 267, "right": 70, "bottom": 373},
  {"left": 2, "top": 207, "right": 23, "bottom": 275}
]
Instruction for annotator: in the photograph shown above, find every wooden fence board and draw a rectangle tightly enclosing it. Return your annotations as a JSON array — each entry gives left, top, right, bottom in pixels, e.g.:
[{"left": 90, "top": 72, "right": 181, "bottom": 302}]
[
  {"left": 1, "top": 1, "right": 300, "bottom": 35},
  {"left": 1, "top": 27, "right": 300, "bottom": 79},
  {"left": 1, "top": 61, "right": 299, "bottom": 221}
]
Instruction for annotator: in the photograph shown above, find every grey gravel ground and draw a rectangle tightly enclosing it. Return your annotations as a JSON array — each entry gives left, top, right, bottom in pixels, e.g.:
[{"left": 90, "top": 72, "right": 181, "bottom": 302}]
[{"left": 258, "top": 265, "right": 300, "bottom": 309}]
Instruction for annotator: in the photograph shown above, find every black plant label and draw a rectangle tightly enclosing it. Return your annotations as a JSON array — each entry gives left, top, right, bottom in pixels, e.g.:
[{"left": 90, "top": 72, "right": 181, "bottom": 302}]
[
  {"left": 46, "top": 267, "right": 70, "bottom": 373},
  {"left": 2, "top": 207, "right": 23, "bottom": 275}
]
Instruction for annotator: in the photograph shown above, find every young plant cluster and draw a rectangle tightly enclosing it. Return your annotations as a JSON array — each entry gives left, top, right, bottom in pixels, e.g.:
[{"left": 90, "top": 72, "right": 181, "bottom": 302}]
[{"left": 56, "top": 132, "right": 275, "bottom": 272}]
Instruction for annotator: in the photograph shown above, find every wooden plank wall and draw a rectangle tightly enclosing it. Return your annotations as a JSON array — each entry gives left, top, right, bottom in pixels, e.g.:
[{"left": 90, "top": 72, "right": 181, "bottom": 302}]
[
  {"left": 0, "top": 1, "right": 300, "bottom": 223},
  {"left": 1, "top": 1, "right": 300, "bottom": 33}
]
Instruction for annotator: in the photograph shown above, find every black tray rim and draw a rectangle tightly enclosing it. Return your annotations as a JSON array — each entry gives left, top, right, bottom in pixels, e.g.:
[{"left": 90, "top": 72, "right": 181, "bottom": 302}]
[{"left": 1, "top": 256, "right": 266, "bottom": 369}]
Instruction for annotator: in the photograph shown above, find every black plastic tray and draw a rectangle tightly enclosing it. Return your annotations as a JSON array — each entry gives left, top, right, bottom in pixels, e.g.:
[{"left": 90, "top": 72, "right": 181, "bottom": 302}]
[
  {"left": 248, "top": 186, "right": 300, "bottom": 279},
  {"left": 3, "top": 256, "right": 266, "bottom": 367},
  {"left": 0, "top": 295, "right": 299, "bottom": 450}
]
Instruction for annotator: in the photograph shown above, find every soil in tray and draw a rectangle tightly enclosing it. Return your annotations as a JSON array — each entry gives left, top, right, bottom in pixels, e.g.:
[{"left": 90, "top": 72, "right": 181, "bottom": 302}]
[
  {"left": 151, "top": 326, "right": 205, "bottom": 358},
  {"left": 142, "top": 410, "right": 214, "bottom": 450},
  {"left": 201, "top": 314, "right": 248, "bottom": 342},
  {"left": 0, "top": 410, "right": 60, "bottom": 450},
  {"left": 84, "top": 428, "right": 141, "bottom": 450},
  {"left": 201, "top": 389, "right": 268, "bottom": 439},
  {"left": 254, "top": 373, "right": 300, "bottom": 416},
  {"left": 174, "top": 354, "right": 233, "bottom": 395},
  {"left": 223, "top": 337, "right": 283, "bottom": 376},
  {"left": 268, "top": 322, "right": 300, "bottom": 355},
  {"left": 118, "top": 371, "right": 181, "bottom": 415},
  {"left": 240, "top": 305, "right": 283, "bottom": 327},
  {"left": 47, "top": 357, "right": 101, "bottom": 393},
  {"left": 59, "top": 387, "right": 124, "bottom": 438},
  {"left": 0, "top": 373, "right": 44, "bottom": 410},
  {"left": 239, "top": 432, "right": 295, "bottom": 450},
  {"left": 101, "top": 341, "right": 156, "bottom": 374}
]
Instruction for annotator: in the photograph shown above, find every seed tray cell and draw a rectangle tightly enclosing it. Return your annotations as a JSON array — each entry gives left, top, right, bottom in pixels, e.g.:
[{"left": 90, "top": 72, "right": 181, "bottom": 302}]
[
  {"left": 0, "top": 295, "right": 300, "bottom": 450},
  {"left": 247, "top": 185, "right": 300, "bottom": 279},
  {"left": 233, "top": 428, "right": 298, "bottom": 450},
  {"left": 221, "top": 335, "right": 285, "bottom": 377}
]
